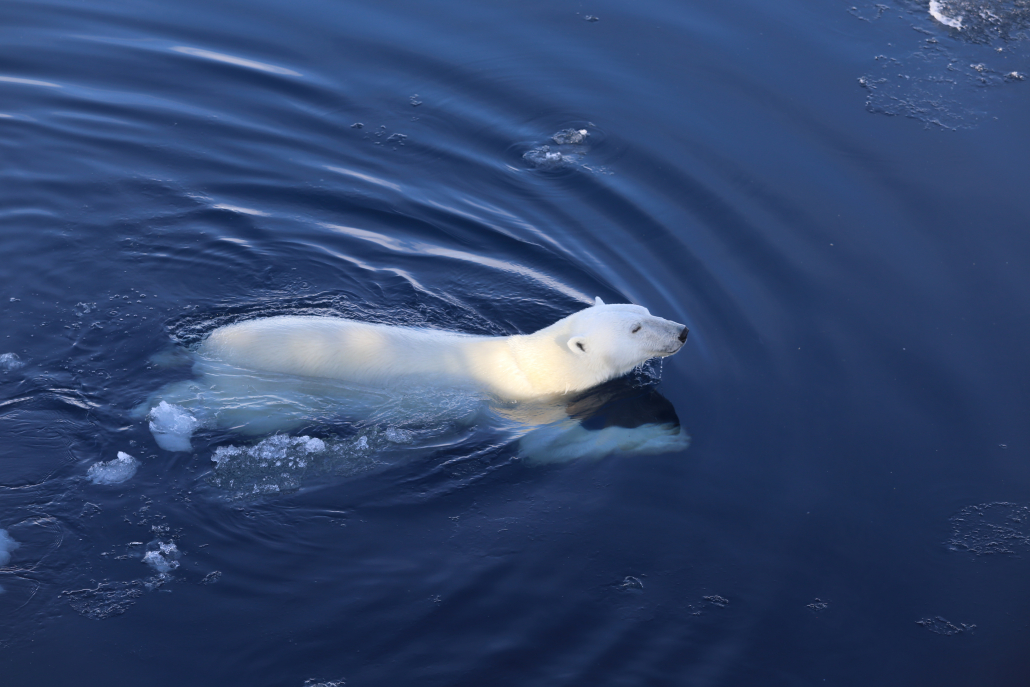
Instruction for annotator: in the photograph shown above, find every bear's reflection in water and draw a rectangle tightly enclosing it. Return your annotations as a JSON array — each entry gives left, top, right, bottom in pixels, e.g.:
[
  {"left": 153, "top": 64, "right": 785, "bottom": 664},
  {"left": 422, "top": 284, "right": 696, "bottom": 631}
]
[
  {"left": 511, "top": 379, "right": 689, "bottom": 463},
  {"left": 137, "top": 352, "right": 688, "bottom": 489}
]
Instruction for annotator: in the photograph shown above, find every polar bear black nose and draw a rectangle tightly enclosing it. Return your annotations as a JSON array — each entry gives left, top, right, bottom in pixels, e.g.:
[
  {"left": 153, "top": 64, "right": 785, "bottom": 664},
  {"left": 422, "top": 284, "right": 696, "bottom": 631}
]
[{"left": 678, "top": 327, "right": 689, "bottom": 343}]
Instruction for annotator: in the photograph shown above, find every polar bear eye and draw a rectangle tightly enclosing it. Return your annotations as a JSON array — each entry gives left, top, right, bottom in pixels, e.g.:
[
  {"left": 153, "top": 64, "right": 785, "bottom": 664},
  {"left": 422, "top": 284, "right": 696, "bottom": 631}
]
[{"left": 631, "top": 324, "right": 641, "bottom": 333}]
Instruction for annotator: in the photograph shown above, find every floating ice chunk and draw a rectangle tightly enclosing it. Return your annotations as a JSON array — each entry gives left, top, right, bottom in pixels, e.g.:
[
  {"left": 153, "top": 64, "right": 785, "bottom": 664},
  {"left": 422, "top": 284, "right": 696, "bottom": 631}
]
[
  {"left": 0, "top": 528, "right": 19, "bottom": 566},
  {"left": 87, "top": 451, "right": 140, "bottom": 485},
  {"left": 0, "top": 352, "right": 24, "bottom": 372},
  {"left": 148, "top": 401, "right": 199, "bottom": 452},
  {"left": 552, "top": 128, "right": 589, "bottom": 145},
  {"left": 929, "top": 0, "right": 963, "bottom": 29},
  {"left": 142, "top": 540, "right": 180, "bottom": 573}
]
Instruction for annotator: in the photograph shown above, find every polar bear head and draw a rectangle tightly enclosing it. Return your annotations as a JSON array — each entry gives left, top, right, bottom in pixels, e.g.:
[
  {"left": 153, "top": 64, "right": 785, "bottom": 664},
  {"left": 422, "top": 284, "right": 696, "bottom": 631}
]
[{"left": 519, "top": 297, "right": 688, "bottom": 395}]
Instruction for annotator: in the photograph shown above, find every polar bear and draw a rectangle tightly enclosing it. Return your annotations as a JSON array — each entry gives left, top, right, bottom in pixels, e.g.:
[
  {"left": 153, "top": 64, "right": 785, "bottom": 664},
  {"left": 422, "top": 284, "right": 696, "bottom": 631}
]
[
  {"left": 199, "top": 297, "right": 688, "bottom": 401},
  {"left": 140, "top": 298, "right": 690, "bottom": 463}
]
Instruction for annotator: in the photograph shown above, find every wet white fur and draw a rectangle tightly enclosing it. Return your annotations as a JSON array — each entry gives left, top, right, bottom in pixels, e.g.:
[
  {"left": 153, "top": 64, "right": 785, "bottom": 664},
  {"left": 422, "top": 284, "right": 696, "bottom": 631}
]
[{"left": 200, "top": 298, "right": 686, "bottom": 401}]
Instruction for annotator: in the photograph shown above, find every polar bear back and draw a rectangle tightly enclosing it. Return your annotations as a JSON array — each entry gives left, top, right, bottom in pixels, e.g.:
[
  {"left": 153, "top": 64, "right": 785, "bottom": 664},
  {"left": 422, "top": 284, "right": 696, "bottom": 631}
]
[{"left": 201, "top": 316, "right": 499, "bottom": 390}]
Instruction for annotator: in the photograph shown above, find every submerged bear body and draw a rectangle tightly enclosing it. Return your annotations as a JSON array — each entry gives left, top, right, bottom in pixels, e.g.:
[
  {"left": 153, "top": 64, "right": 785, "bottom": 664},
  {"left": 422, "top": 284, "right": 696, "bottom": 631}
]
[{"left": 201, "top": 299, "right": 688, "bottom": 401}]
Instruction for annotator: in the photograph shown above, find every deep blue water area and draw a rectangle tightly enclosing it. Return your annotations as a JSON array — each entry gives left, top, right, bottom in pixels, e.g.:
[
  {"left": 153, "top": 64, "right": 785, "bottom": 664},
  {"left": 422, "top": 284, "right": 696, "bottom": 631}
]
[{"left": 2, "top": 0, "right": 1030, "bottom": 684}]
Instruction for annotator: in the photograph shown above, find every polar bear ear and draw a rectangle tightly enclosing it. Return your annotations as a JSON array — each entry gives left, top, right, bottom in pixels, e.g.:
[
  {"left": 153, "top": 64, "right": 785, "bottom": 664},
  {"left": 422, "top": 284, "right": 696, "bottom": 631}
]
[
  {"left": 594, "top": 296, "right": 605, "bottom": 306},
  {"left": 567, "top": 336, "right": 588, "bottom": 354}
]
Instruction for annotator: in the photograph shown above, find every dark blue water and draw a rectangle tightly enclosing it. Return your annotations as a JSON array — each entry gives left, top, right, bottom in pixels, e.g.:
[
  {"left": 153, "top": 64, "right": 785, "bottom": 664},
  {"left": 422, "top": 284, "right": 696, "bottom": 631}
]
[{"left": 2, "top": 0, "right": 1030, "bottom": 684}]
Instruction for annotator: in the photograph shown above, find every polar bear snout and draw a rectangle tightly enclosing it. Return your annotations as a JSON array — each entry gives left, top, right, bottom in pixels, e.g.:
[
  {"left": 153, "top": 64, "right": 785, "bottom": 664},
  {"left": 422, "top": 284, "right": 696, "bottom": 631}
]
[{"left": 678, "top": 326, "right": 689, "bottom": 343}]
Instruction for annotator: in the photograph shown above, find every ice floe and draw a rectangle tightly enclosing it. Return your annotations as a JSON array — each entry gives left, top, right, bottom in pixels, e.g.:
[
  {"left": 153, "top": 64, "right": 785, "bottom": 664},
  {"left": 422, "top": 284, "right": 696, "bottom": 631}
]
[
  {"left": 148, "top": 400, "right": 199, "bottom": 452},
  {"left": 87, "top": 451, "right": 140, "bottom": 485}
]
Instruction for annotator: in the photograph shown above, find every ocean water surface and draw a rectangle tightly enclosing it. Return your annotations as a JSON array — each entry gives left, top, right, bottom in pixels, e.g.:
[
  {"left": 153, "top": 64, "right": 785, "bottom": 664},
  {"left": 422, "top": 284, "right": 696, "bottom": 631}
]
[{"left": 2, "top": 0, "right": 1030, "bottom": 684}]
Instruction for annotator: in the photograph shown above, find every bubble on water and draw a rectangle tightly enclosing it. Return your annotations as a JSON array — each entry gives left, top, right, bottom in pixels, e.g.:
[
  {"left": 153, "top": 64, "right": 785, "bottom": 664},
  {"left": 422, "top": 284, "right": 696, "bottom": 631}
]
[
  {"left": 946, "top": 502, "right": 1030, "bottom": 554},
  {"left": 916, "top": 616, "right": 976, "bottom": 634},
  {"left": 87, "top": 451, "right": 140, "bottom": 485},
  {"left": 807, "top": 598, "right": 830, "bottom": 611},
  {"left": 703, "top": 594, "right": 730, "bottom": 608},
  {"left": 62, "top": 580, "right": 145, "bottom": 619},
  {"left": 0, "top": 352, "right": 25, "bottom": 372},
  {"left": 199, "top": 571, "right": 222, "bottom": 585},
  {"left": 142, "top": 540, "right": 181, "bottom": 573},
  {"left": 209, "top": 432, "right": 386, "bottom": 500},
  {"left": 619, "top": 575, "right": 644, "bottom": 590},
  {"left": 148, "top": 401, "right": 199, "bottom": 452}
]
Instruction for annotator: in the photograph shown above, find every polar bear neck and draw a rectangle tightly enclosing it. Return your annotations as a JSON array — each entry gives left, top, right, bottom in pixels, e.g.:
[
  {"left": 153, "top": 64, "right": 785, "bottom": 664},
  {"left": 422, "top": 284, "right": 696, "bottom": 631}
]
[{"left": 502, "top": 328, "right": 611, "bottom": 398}]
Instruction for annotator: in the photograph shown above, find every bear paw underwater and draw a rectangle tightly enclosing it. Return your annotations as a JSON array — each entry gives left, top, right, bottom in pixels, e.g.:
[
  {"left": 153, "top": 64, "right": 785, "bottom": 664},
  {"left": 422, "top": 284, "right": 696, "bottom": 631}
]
[{"left": 200, "top": 297, "right": 688, "bottom": 401}]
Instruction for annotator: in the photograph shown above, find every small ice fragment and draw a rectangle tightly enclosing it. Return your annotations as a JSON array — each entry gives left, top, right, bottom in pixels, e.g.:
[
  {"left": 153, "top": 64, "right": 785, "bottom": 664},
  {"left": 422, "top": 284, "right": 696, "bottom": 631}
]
[
  {"left": 0, "top": 352, "right": 25, "bottom": 371},
  {"left": 199, "top": 571, "right": 222, "bottom": 585},
  {"left": 302, "top": 437, "right": 325, "bottom": 453},
  {"left": 0, "top": 528, "right": 20, "bottom": 566},
  {"left": 524, "top": 145, "right": 572, "bottom": 169},
  {"left": 619, "top": 575, "right": 644, "bottom": 590},
  {"left": 929, "top": 0, "right": 963, "bottom": 29},
  {"left": 148, "top": 401, "right": 199, "bottom": 452},
  {"left": 87, "top": 451, "right": 140, "bottom": 485},
  {"left": 552, "top": 128, "right": 589, "bottom": 144},
  {"left": 354, "top": 435, "right": 369, "bottom": 450},
  {"left": 385, "top": 427, "right": 414, "bottom": 444},
  {"left": 584, "top": 15, "right": 599, "bottom": 22},
  {"left": 142, "top": 541, "right": 180, "bottom": 573}
]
